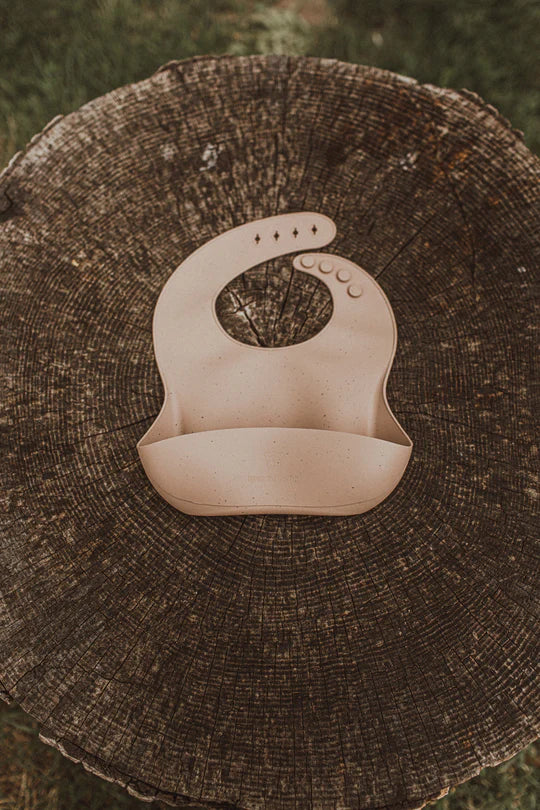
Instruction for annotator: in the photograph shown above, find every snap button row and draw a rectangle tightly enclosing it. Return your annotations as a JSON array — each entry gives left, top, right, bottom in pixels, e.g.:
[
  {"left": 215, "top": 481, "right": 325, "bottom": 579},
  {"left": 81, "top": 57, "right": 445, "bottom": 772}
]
[{"left": 299, "top": 256, "right": 363, "bottom": 299}]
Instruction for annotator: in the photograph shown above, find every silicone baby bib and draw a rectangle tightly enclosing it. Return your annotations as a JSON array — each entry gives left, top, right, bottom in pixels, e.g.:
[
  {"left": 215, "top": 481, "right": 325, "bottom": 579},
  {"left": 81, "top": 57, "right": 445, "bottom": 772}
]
[{"left": 137, "top": 212, "right": 412, "bottom": 515}]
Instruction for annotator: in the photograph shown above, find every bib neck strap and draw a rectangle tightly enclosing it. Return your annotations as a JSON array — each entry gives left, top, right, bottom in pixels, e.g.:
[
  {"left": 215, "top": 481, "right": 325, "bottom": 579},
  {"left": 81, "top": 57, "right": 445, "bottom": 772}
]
[{"left": 153, "top": 213, "right": 337, "bottom": 371}]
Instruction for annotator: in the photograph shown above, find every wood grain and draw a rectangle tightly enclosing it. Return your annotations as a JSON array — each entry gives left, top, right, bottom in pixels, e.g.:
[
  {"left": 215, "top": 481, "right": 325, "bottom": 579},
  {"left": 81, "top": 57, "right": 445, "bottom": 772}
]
[{"left": 0, "top": 55, "right": 538, "bottom": 810}]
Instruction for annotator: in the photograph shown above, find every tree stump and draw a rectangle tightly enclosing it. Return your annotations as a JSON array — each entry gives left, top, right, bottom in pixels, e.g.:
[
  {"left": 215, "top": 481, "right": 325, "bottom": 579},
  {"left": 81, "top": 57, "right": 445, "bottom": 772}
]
[{"left": 0, "top": 55, "right": 538, "bottom": 810}]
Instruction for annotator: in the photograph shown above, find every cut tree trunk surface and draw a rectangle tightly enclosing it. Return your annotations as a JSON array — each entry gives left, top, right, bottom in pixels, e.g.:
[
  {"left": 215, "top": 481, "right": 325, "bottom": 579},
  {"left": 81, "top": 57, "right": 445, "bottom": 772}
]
[{"left": 0, "top": 55, "right": 538, "bottom": 810}]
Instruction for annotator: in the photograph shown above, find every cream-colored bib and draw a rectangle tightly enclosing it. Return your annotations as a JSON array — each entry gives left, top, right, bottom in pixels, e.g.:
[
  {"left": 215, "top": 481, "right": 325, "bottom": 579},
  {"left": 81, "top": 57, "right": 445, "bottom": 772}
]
[{"left": 137, "top": 212, "right": 412, "bottom": 515}]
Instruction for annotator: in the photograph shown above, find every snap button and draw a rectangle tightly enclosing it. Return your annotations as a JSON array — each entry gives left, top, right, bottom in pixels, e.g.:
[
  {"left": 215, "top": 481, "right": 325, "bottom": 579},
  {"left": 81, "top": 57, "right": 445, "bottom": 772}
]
[
  {"left": 300, "top": 255, "right": 316, "bottom": 268},
  {"left": 319, "top": 259, "right": 334, "bottom": 273},
  {"left": 348, "top": 284, "right": 363, "bottom": 298},
  {"left": 336, "top": 268, "right": 352, "bottom": 282}
]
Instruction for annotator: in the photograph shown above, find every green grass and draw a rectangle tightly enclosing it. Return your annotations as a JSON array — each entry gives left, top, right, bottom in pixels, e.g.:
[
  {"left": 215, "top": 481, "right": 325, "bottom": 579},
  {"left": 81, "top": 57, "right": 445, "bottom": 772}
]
[
  {"left": 313, "top": 0, "right": 540, "bottom": 154},
  {"left": 0, "top": 0, "right": 240, "bottom": 167},
  {"left": 0, "top": 0, "right": 538, "bottom": 806},
  {"left": 1, "top": 0, "right": 539, "bottom": 167}
]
